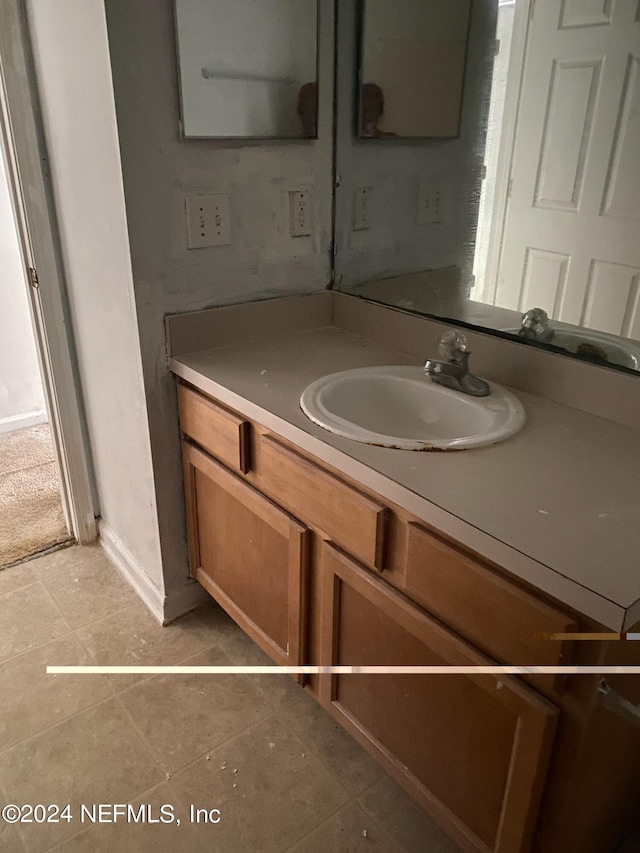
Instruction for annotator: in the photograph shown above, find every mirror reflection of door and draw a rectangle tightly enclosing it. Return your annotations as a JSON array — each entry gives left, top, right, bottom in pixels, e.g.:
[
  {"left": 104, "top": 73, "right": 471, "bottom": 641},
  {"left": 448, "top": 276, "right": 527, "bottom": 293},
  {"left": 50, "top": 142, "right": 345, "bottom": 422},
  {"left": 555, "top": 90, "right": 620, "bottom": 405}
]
[
  {"left": 488, "top": 0, "right": 640, "bottom": 341},
  {"left": 174, "top": 0, "right": 318, "bottom": 139},
  {"left": 334, "top": 0, "right": 640, "bottom": 373}
]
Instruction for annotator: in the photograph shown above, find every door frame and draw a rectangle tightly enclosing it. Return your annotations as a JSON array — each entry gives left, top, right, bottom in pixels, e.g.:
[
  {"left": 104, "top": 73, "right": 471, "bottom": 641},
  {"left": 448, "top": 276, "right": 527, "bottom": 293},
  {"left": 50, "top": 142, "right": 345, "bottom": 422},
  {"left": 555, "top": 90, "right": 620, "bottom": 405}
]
[
  {"left": 478, "top": 0, "right": 532, "bottom": 305},
  {"left": 0, "top": 0, "right": 96, "bottom": 544}
]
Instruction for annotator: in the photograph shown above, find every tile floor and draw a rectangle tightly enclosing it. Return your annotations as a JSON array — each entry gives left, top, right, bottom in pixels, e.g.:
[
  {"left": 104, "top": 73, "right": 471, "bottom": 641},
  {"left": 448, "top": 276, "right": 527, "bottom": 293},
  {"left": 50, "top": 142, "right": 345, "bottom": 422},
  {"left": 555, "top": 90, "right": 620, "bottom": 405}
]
[{"left": 0, "top": 543, "right": 464, "bottom": 853}]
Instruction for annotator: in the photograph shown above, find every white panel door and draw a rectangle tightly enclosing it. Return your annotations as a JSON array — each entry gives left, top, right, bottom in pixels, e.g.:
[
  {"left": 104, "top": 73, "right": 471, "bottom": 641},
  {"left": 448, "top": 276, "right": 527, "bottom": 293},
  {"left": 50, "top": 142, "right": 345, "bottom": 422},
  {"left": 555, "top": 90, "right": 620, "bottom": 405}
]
[{"left": 495, "top": 0, "right": 640, "bottom": 339}]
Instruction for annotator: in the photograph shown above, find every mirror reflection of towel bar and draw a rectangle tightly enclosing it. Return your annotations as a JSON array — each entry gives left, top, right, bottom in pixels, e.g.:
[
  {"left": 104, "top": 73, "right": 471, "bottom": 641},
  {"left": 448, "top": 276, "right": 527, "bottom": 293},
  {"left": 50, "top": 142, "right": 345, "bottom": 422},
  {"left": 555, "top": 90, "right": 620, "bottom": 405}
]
[{"left": 201, "top": 68, "right": 295, "bottom": 85}]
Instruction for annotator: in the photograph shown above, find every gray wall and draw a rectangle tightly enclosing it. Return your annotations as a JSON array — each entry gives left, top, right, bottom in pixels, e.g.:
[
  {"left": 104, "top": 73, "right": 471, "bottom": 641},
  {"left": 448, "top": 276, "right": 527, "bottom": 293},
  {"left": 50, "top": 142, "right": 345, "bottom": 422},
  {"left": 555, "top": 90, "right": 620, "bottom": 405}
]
[
  {"left": 103, "top": 0, "right": 335, "bottom": 612},
  {"left": 334, "top": 0, "right": 498, "bottom": 289},
  {"left": 24, "top": 0, "right": 491, "bottom": 618},
  {"left": 26, "top": 0, "right": 165, "bottom": 598}
]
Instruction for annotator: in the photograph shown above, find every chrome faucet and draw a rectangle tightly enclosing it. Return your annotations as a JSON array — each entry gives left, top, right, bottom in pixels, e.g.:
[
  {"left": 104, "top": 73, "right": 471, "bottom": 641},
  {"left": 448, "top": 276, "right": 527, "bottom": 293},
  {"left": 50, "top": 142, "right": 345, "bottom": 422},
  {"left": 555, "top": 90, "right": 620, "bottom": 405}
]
[
  {"left": 519, "top": 308, "right": 555, "bottom": 343},
  {"left": 424, "top": 330, "right": 490, "bottom": 397}
]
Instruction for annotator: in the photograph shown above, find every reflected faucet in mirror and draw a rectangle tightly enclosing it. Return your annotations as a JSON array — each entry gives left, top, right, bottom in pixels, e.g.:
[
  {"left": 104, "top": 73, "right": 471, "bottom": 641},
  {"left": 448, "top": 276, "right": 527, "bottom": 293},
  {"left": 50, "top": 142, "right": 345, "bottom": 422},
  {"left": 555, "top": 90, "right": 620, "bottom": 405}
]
[
  {"left": 515, "top": 308, "right": 633, "bottom": 367},
  {"left": 518, "top": 308, "right": 554, "bottom": 343}
]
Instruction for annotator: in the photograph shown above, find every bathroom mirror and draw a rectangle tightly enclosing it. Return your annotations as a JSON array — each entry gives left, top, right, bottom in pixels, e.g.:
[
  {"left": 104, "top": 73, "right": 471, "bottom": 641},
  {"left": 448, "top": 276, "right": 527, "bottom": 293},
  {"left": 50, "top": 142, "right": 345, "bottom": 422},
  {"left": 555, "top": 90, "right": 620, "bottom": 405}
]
[
  {"left": 334, "top": 0, "right": 640, "bottom": 373},
  {"left": 358, "top": 0, "right": 471, "bottom": 139},
  {"left": 174, "top": 0, "right": 319, "bottom": 138}
]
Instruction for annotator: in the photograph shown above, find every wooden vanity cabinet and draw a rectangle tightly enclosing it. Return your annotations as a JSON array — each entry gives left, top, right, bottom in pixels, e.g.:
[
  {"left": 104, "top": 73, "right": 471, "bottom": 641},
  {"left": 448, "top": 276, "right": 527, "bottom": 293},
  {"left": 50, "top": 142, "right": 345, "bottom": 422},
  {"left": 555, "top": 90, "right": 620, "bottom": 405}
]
[
  {"left": 319, "top": 542, "right": 558, "bottom": 853},
  {"left": 177, "top": 380, "right": 640, "bottom": 853},
  {"left": 404, "top": 522, "right": 577, "bottom": 699},
  {"left": 182, "top": 440, "right": 310, "bottom": 677}
]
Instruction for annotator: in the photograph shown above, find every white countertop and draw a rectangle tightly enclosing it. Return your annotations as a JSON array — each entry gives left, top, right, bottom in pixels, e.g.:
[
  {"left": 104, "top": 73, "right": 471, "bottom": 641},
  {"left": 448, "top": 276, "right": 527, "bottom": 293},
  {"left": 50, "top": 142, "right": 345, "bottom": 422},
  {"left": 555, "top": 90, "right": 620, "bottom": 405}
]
[{"left": 170, "top": 322, "right": 640, "bottom": 631}]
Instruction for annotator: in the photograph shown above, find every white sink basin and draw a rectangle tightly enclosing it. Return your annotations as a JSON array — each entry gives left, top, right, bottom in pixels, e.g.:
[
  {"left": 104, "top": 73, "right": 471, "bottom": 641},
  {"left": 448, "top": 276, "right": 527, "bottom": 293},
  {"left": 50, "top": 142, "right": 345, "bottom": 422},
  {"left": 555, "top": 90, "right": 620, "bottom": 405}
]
[
  {"left": 300, "top": 366, "right": 526, "bottom": 450},
  {"left": 505, "top": 327, "right": 640, "bottom": 370}
]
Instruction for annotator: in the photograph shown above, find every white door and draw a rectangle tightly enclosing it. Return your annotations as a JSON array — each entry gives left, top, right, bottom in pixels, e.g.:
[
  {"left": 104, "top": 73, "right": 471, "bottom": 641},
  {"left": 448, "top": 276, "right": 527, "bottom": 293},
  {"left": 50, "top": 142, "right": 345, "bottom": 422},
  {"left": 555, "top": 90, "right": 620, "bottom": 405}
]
[
  {"left": 495, "top": 0, "right": 640, "bottom": 340},
  {"left": 0, "top": 0, "right": 97, "bottom": 543}
]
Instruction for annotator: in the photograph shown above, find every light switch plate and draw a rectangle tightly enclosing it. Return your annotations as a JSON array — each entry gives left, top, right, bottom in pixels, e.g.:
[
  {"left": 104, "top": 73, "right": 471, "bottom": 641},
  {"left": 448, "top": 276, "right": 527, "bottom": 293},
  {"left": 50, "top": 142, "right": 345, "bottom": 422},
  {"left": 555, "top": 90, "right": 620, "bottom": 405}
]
[{"left": 186, "top": 194, "right": 231, "bottom": 248}]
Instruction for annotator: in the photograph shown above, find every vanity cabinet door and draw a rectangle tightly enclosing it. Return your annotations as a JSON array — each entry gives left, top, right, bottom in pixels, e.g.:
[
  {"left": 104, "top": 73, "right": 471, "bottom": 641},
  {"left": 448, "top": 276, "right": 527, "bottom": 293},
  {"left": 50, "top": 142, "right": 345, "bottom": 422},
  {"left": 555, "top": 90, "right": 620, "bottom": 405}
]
[
  {"left": 319, "top": 543, "right": 558, "bottom": 853},
  {"left": 183, "top": 441, "right": 310, "bottom": 679}
]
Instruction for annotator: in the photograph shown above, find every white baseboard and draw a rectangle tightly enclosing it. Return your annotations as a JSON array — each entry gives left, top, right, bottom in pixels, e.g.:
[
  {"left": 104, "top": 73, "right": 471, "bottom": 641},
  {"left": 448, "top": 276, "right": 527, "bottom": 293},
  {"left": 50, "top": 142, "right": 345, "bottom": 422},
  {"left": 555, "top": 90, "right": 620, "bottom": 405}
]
[
  {"left": 98, "top": 522, "right": 165, "bottom": 623},
  {"left": 162, "top": 580, "right": 209, "bottom": 625},
  {"left": 0, "top": 410, "right": 48, "bottom": 435},
  {"left": 98, "top": 521, "right": 208, "bottom": 625}
]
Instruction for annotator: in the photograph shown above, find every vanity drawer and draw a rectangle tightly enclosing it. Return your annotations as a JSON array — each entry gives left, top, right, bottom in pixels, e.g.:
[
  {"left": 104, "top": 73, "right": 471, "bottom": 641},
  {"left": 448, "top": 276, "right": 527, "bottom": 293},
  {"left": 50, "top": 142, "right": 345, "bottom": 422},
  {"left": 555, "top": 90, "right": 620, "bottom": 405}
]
[
  {"left": 260, "top": 435, "right": 388, "bottom": 570},
  {"left": 178, "top": 384, "right": 251, "bottom": 474},
  {"left": 404, "top": 522, "right": 577, "bottom": 674}
]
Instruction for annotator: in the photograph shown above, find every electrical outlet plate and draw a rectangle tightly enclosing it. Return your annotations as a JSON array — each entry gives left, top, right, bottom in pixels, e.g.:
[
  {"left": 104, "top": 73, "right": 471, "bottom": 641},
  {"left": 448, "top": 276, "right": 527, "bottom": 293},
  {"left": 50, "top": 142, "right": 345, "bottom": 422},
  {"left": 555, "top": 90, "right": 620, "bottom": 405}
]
[
  {"left": 186, "top": 194, "right": 231, "bottom": 248},
  {"left": 289, "top": 191, "right": 312, "bottom": 237},
  {"left": 354, "top": 187, "right": 373, "bottom": 230},
  {"left": 417, "top": 184, "right": 445, "bottom": 225}
]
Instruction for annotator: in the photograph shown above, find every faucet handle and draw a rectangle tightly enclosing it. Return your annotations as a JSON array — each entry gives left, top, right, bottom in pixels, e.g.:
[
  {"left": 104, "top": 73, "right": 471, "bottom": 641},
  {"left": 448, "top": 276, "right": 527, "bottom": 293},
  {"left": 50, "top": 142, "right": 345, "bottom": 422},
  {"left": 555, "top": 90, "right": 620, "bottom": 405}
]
[
  {"left": 521, "top": 307, "right": 549, "bottom": 334},
  {"left": 438, "top": 330, "right": 468, "bottom": 364},
  {"left": 520, "top": 307, "right": 554, "bottom": 342}
]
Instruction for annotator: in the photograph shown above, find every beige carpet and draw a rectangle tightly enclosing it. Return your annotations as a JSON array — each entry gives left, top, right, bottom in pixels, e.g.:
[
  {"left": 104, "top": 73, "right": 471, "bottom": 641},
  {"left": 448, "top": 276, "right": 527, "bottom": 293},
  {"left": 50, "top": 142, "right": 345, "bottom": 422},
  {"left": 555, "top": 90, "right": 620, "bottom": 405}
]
[{"left": 0, "top": 424, "right": 71, "bottom": 568}]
